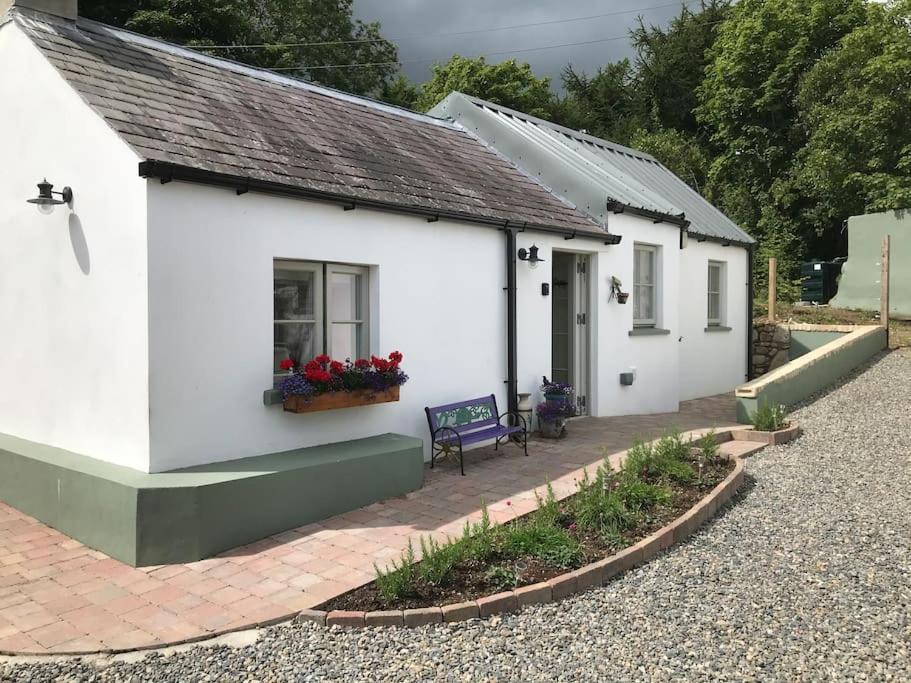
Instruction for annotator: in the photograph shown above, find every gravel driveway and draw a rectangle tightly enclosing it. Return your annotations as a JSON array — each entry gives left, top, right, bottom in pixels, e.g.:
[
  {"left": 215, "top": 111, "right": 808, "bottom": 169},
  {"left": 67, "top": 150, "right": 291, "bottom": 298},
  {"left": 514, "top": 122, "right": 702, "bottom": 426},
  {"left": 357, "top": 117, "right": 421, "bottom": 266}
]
[{"left": 4, "top": 351, "right": 910, "bottom": 682}]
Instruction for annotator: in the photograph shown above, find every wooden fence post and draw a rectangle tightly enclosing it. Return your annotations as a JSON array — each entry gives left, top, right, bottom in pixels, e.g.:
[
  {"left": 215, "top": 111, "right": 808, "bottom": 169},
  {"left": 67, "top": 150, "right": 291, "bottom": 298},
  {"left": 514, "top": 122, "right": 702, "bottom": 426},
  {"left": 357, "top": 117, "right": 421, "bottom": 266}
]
[
  {"left": 768, "top": 257, "right": 777, "bottom": 323},
  {"left": 881, "top": 236, "right": 890, "bottom": 347}
]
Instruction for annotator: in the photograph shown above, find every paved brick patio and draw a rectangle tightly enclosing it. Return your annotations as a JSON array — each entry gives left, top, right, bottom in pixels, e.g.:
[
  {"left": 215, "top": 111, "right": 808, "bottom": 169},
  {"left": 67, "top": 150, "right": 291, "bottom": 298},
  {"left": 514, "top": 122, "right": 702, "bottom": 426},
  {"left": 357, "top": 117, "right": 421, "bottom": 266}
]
[{"left": 0, "top": 395, "right": 741, "bottom": 655}]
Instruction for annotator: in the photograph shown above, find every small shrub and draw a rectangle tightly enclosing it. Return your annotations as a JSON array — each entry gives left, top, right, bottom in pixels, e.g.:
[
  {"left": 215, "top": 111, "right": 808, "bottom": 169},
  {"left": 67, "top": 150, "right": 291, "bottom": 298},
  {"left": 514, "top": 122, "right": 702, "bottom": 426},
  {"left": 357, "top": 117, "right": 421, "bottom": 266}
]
[
  {"left": 622, "top": 432, "right": 695, "bottom": 484},
  {"left": 617, "top": 479, "right": 671, "bottom": 512},
  {"left": 466, "top": 503, "right": 498, "bottom": 562},
  {"left": 533, "top": 481, "right": 560, "bottom": 527},
  {"left": 753, "top": 401, "right": 788, "bottom": 432},
  {"left": 698, "top": 429, "right": 720, "bottom": 464},
  {"left": 485, "top": 565, "right": 517, "bottom": 591},
  {"left": 418, "top": 536, "right": 464, "bottom": 586},
  {"left": 374, "top": 539, "right": 417, "bottom": 603}
]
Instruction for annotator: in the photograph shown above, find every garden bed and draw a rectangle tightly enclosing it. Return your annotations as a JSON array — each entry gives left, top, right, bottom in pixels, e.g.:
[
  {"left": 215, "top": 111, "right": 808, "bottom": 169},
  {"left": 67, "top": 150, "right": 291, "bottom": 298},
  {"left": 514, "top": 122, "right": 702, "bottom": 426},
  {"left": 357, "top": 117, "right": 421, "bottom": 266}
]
[{"left": 323, "top": 431, "right": 734, "bottom": 613}]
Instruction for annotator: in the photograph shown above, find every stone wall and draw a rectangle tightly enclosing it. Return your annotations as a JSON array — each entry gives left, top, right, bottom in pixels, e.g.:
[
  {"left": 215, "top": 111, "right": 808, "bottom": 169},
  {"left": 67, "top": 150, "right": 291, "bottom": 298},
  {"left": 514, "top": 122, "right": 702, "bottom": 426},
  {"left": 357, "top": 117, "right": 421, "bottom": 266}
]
[{"left": 752, "top": 323, "right": 791, "bottom": 376}]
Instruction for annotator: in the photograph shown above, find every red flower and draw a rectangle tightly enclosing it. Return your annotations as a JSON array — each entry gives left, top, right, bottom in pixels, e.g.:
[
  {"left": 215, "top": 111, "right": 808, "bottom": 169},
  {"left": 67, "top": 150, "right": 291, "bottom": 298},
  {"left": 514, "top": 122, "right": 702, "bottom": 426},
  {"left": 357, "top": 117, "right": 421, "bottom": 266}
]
[
  {"left": 329, "top": 360, "right": 344, "bottom": 375},
  {"left": 314, "top": 354, "right": 331, "bottom": 364},
  {"left": 354, "top": 358, "right": 370, "bottom": 370},
  {"left": 370, "top": 355, "right": 390, "bottom": 372},
  {"left": 279, "top": 359, "right": 295, "bottom": 371},
  {"left": 304, "top": 360, "right": 321, "bottom": 374},
  {"left": 388, "top": 350, "right": 403, "bottom": 364},
  {"left": 305, "top": 368, "right": 332, "bottom": 384}
]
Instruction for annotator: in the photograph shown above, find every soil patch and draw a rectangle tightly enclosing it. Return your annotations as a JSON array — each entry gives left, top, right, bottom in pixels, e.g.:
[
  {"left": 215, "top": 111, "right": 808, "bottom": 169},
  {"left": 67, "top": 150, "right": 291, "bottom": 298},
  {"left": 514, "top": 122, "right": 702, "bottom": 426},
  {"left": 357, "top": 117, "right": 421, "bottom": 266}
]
[{"left": 322, "top": 454, "right": 734, "bottom": 612}]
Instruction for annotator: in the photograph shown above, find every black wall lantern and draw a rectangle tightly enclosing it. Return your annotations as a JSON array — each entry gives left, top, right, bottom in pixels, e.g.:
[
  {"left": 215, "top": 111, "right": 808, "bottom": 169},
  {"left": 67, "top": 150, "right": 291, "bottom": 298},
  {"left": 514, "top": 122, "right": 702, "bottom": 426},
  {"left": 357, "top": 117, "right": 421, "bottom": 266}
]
[
  {"left": 27, "top": 179, "right": 73, "bottom": 214},
  {"left": 517, "top": 244, "right": 545, "bottom": 269}
]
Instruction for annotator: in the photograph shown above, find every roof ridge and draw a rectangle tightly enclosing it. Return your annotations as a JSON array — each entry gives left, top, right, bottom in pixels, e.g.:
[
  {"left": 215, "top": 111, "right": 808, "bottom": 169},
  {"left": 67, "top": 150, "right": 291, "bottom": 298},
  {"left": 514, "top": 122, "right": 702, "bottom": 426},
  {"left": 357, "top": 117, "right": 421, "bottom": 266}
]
[
  {"left": 450, "top": 92, "right": 659, "bottom": 163},
  {"left": 12, "top": 6, "right": 456, "bottom": 130}
]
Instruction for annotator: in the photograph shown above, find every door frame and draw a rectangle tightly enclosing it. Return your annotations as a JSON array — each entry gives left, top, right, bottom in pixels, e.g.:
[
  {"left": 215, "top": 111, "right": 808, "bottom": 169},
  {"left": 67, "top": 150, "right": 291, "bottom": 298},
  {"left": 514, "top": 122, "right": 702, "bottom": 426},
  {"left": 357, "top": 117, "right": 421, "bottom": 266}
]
[{"left": 551, "top": 251, "right": 592, "bottom": 416}]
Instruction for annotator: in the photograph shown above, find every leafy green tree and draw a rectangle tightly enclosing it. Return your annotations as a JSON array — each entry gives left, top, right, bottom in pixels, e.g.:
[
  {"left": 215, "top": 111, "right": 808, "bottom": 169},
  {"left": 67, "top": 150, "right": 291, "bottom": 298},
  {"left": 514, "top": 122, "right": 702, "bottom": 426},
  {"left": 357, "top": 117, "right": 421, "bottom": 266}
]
[
  {"left": 552, "top": 59, "right": 644, "bottom": 144},
  {"left": 696, "top": 0, "right": 868, "bottom": 266},
  {"left": 631, "top": 0, "right": 731, "bottom": 136},
  {"left": 378, "top": 74, "right": 420, "bottom": 110},
  {"left": 792, "top": 0, "right": 911, "bottom": 243},
  {"left": 414, "top": 55, "right": 553, "bottom": 117},
  {"left": 80, "top": 0, "right": 398, "bottom": 96}
]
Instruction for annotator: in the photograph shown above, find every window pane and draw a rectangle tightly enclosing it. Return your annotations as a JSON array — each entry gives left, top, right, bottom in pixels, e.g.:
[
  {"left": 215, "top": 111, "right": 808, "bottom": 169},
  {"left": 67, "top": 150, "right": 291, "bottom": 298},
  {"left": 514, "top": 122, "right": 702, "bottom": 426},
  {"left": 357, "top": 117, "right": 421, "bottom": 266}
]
[
  {"left": 641, "top": 250, "right": 654, "bottom": 285},
  {"left": 708, "top": 293, "right": 720, "bottom": 321},
  {"left": 274, "top": 322, "right": 317, "bottom": 370},
  {"left": 329, "top": 272, "right": 363, "bottom": 321},
  {"left": 331, "top": 323, "right": 362, "bottom": 361},
  {"left": 641, "top": 286, "right": 654, "bottom": 320},
  {"left": 274, "top": 269, "right": 316, "bottom": 321},
  {"left": 708, "top": 264, "right": 721, "bottom": 293}
]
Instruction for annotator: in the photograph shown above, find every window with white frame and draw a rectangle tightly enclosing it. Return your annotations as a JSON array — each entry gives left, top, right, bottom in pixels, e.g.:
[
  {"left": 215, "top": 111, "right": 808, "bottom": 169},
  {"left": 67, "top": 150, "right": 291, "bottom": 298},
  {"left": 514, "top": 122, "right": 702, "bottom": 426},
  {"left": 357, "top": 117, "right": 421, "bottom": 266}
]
[
  {"left": 273, "top": 260, "right": 369, "bottom": 374},
  {"left": 633, "top": 244, "right": 658, "bottom": 327},
  {"left": 707, "top": 261, "right": 725, "bottom": 326}
]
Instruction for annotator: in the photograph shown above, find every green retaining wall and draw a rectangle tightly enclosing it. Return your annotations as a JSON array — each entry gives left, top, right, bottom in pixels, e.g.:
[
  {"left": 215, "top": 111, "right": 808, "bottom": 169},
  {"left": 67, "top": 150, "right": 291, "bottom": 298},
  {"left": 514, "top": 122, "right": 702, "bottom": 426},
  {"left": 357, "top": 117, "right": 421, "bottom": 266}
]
[
  {"left": 830, "top": 210, "right": 910, "bottom": 318},
  {"left": 0, "top": 432, "right": 424, "bottom": 566},
  {"left": 737, "top": 326, "right": 887, "bottom": 423},
  {"left": 789, "top": 330, "right": 846, "bottom": 361}
]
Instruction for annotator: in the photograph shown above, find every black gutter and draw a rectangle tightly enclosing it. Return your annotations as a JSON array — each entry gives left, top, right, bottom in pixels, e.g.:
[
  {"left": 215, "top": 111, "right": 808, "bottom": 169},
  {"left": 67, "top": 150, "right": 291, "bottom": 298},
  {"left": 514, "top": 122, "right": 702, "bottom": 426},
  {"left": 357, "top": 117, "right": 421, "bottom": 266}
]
[
  {"left": 139, "top": 160, "right": 621, "bottom": 243},
  {"left": 505, "top": 228, "right": 518, "bottom": 417},
  {"left": 607, "top": 197, "right": 690, "bottom": 229},
  {"left": 747, "top": 243, "right": 755, "bottom": 381}
]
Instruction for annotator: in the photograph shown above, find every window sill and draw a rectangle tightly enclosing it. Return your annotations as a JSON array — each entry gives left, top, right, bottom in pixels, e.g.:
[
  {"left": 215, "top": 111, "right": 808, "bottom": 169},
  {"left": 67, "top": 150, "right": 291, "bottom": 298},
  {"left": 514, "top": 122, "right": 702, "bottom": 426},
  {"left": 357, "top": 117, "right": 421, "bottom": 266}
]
[
  {"left": 629, "top": 327, "right": 671, "bottom": 337},
  {"left": 263, "top": 389, "right": 283, "bottom": 406},
  {"left": 705, "top": 325, "right": 732, "bottom": 333}
]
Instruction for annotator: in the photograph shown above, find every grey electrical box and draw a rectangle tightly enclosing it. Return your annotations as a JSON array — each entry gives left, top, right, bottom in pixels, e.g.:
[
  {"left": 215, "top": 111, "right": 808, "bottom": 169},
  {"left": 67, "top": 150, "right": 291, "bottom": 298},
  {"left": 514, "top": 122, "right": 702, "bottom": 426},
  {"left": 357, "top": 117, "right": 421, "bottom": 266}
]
[{"left": 620, "top": 372, "right": 634, "bottom": 386}]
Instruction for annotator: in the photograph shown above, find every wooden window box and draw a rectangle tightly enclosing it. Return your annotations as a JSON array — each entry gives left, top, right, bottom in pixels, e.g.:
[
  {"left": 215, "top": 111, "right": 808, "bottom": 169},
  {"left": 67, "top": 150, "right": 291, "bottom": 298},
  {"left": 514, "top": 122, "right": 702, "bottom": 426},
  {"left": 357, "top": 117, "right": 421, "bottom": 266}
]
[{"left": 283, "top": 386, "right": 400, "bottom": 414}]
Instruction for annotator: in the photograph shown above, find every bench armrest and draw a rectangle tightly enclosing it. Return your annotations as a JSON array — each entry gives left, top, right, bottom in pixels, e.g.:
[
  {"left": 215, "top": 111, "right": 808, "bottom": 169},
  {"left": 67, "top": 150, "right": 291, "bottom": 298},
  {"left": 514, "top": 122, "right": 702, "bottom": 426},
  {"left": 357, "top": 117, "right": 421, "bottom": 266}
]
[
  {"left": 498, "top": 411, "right": 527, "bottom": 431},
  {"left": 432, "top": 426, "right": 463, "bottom": 446}
]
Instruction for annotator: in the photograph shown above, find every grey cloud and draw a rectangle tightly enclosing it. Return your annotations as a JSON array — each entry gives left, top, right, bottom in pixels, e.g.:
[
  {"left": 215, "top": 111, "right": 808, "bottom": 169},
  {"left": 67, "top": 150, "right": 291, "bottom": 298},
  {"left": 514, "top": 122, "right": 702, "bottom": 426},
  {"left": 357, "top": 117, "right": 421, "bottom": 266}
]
[{"left": 353, "top": 0, "right": 684, "bottom": 87}]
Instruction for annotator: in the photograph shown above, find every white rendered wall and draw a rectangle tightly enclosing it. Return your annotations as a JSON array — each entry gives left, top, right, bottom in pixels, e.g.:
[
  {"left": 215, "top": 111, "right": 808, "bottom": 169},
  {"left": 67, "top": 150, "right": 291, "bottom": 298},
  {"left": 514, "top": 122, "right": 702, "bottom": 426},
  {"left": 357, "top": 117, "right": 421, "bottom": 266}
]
[
  {"left": 146, "top": 182, "right": 508, "bottom": 472},
  {"left": 678, "top": 241, "right": 750, "bottom": 400},
  {"left": 0, "top": 24, "right": 150, "bottom": 470}
]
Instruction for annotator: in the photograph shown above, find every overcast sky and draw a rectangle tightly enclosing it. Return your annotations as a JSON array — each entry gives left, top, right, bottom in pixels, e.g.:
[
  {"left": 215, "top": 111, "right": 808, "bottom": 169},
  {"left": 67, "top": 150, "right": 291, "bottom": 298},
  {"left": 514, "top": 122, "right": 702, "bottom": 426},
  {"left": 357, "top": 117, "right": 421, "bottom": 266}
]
[{"left": 352, "top": 0, "right": 687, "bottom": 87}]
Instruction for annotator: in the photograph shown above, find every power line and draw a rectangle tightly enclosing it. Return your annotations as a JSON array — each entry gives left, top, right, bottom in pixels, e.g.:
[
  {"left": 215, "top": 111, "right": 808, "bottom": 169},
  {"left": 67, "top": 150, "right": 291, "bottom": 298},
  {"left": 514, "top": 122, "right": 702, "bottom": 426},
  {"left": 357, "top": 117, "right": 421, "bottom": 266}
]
[
  {"left": 201, "top": 1, "right": 691, "bottom": 51},
  {"left": 268, "top": 19, "right": 727, "bottom": 72}
]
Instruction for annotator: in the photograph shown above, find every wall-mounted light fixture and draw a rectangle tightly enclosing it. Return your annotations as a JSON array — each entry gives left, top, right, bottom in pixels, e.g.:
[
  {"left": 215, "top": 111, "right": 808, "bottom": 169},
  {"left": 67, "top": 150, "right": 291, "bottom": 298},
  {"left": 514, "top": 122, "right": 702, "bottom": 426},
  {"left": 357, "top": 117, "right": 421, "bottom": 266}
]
[
  {"left": 27, "top": 179, "right": 73, "bottom": 215},
  {"left": 517, "top": 244, "right": 544, "bottom": 269}
]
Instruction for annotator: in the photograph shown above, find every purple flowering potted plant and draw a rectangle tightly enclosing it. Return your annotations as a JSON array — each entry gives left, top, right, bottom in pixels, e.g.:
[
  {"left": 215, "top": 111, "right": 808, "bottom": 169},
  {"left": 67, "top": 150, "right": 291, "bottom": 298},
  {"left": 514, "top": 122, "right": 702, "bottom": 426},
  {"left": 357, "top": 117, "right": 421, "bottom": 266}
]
[{"left": 537, "top": 379, "right": 577, "bottom": 438}]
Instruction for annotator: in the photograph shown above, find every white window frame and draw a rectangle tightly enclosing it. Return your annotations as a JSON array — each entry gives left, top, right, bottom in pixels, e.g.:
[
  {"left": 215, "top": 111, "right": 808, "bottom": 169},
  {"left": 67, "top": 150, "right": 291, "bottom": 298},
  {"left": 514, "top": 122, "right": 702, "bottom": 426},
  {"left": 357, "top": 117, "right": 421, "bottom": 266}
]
[
  {"left": 633, "top": 243, "right": 658, "bottom": 328},
  {"left": 326, "top": 263, "right": 370, "bottom": 360},
  {"left": 707, "top": 260, "right": 725, "bottom": 326},
  {"left": 273, "top": 260, "right": 371, "bottom": 379}
]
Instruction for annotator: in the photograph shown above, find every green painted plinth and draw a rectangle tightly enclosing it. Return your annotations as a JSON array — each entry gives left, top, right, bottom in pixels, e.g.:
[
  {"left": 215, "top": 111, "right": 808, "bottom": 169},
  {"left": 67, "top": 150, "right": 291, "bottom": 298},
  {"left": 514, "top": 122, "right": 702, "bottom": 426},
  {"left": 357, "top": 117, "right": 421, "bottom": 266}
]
[{"left": 0, "top": 433, "right": 424, "bottom": 566}]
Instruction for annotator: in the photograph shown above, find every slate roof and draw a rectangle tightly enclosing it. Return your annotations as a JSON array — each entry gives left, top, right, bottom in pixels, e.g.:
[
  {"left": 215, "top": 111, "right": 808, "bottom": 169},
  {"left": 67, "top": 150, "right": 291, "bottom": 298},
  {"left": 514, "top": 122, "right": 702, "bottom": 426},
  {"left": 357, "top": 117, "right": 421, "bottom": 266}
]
[
  {"left": 9, "top": 9, "right": 604, "bottom": 235},
  {"left": 431, "top": 93, "right": 755, "bottom": 245}
]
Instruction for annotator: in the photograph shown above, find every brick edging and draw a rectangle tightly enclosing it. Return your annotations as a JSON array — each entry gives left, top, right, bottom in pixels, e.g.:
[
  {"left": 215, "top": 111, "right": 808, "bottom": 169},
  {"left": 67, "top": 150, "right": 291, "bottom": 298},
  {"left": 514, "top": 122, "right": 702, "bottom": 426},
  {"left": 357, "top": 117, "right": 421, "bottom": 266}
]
[{"left": 308, "top": 453, "right": 748, "bottom": 630}]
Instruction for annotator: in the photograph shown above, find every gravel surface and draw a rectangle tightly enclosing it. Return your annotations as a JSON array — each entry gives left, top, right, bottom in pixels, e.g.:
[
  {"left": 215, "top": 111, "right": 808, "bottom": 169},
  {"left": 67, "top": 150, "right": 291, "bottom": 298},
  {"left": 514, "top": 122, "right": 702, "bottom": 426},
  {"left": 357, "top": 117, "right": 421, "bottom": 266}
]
[{"left": 3, "top": 351, "right": 909, "bottom": 682}]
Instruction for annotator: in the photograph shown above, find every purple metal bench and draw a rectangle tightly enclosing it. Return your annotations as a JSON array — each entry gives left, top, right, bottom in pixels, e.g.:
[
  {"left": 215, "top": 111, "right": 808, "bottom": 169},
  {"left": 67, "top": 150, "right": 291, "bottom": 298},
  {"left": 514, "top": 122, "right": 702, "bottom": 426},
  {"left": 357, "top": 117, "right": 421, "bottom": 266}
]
[{"left": 425, "top": 394, "right": 527, "bottom": 476}]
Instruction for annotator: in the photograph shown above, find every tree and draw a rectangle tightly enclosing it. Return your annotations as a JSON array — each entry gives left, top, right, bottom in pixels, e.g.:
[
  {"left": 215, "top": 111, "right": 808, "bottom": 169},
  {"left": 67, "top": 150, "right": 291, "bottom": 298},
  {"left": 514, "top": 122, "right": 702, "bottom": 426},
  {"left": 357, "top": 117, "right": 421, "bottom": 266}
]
[
  {"left": 413, "top": 55, "right": 553, "bottom": 117},
  {"left": 378, "top": 74, "right": 420, "bottom": 110},
  {"left": 79, "top": 0, "right": 399, "bottom": 97},
  {"left": 695, "top": 0, "right": 869, "bottom": 266},
  {"left": 552, "top": 60, "right": 643, "bottom": 144},
  {"left": 792, "top": 0, "right": 911, "bottom": 246},
  {"left": 631, "top": 0, "right": 731, "bottom": 136}
]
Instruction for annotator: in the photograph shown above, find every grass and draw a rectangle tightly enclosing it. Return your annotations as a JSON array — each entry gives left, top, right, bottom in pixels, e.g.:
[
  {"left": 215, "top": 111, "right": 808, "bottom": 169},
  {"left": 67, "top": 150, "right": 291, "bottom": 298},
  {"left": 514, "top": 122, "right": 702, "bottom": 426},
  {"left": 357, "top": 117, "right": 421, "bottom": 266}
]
[
  {"left": 372, "top": 429, "right": 710, "bottom": 604},
  {"left": 754, "top": 301, "right": 911, "bottom": 349}
]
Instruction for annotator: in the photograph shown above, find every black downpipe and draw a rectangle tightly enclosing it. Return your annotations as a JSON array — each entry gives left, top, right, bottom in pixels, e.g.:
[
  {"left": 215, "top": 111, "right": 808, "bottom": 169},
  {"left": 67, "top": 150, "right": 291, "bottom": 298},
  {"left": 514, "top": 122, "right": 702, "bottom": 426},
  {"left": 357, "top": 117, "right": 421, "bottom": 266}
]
[
  {"left": 747, "top": 244, "right": 755, "bottom": 381},
  {"left": 505, "top": 228, "right": 518, "bottom": 416}
]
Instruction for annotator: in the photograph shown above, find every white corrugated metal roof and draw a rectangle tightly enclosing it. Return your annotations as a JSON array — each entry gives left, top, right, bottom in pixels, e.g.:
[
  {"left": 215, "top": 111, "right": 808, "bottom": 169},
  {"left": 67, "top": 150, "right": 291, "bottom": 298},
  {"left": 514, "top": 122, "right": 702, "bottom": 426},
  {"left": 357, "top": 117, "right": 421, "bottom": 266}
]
[{"left": 432, "top": 93, "right": 754, "bottom": 245}]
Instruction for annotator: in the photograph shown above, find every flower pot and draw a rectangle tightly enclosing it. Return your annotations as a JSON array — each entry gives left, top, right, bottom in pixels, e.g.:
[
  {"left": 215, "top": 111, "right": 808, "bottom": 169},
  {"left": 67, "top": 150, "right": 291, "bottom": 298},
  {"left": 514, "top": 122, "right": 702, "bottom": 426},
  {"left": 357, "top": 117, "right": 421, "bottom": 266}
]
[
  {"left": 283, "top": 386, "right": 400, "bottom": 414},
  {"left": 616, "top": 292, "right": 629, "bottom": 304},
  {"left": 539, "top": 417, "right": 566, "bottom": 439},
  {"left": 517, "top": 393, "right": 533, "bottom": 411}
]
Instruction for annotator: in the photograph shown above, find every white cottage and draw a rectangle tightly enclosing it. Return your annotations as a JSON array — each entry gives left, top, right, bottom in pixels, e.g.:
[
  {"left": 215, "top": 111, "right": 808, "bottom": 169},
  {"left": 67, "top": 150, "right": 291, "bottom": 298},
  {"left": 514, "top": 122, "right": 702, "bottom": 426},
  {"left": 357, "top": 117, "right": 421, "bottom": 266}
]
[{"left": 0, "top": 0, "right": 754, "bottom": 565}]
